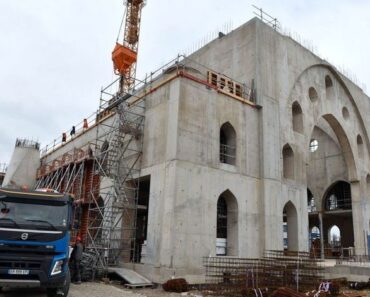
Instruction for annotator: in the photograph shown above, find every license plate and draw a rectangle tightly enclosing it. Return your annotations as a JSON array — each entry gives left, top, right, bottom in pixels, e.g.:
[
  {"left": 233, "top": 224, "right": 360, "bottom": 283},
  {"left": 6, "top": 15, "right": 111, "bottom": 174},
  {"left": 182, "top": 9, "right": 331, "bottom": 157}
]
[{"left": 8, "top": 269, "right": 30, "bottom": 275}]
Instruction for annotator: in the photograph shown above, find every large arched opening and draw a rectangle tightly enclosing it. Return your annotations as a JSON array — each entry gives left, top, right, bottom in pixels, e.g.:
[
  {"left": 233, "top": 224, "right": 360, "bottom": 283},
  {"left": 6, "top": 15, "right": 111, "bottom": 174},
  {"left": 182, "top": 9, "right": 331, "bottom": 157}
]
[
  {"left": 216, "top": 190, "right": 238, "bottom": 256},
  {"left": 306, "top": 114, "right": 356, "bottom": 258},
  {"left": 283, "top": 201, "right": 298, "bottom": 252},
  {"left": 322, "top": 181, "right": 354, "bottom": 257}
]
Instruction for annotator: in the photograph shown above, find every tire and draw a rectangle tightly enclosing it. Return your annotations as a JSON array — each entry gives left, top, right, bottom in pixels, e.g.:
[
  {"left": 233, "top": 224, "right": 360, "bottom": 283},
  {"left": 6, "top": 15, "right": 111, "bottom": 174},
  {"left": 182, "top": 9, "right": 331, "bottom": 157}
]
[{"left": 46, "top": 267, "right": 71, "bottom": 297}]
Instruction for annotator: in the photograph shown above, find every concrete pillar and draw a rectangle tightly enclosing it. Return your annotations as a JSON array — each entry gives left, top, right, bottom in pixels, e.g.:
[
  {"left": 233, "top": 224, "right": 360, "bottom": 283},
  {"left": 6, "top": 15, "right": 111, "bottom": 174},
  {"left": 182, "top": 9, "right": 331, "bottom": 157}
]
[
  {"left": 319, "top": 212, "right": 325, "bottom": 259},
  {"left": 351, "top": 181, "right": 367, "bottom": 255}
]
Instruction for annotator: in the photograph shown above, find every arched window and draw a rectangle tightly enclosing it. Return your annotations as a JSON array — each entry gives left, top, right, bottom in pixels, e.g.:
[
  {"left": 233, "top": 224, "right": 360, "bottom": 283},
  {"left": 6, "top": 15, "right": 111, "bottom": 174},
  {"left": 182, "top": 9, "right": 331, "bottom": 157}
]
[
  {"left": 220, "top": 122, "right": 236, "bottom": 165},
  {"left": 325, "top": 75, "right": 333, "bottom": 88},
  {"left": 307, "top": 189, "right": 316, "bottom": 212},
  {"left": 216, "top": 190, "right": 238, "bottom": 256},
  {"left": 283, "top": 201, "right": 298, "bottom": 251},
  {"left": 283, "top": 144, "right": 294, "bottom": 179},
  {"left": 366, "top": 175, "right": 370, "bottom": 197},
  {"left": 357, "top": 135, "right": 364, "bottom": 159},
  {"left": 311, "top": 226, "right": 320, "bottom": 240},
  {"left": 292, "top": 101, "right": 303, "bottom": 133},
  {"left": 324, "top": 181, "right": 352, "bottom": 211},
  {"left": 309, "top": 87, "right": 318, "bottom": 102},
  {"left": 328, "top": 225, "right": 341, "bottom": 247},
  {"left": 309, "top": 139, "right": 319, "bottom": 152}
]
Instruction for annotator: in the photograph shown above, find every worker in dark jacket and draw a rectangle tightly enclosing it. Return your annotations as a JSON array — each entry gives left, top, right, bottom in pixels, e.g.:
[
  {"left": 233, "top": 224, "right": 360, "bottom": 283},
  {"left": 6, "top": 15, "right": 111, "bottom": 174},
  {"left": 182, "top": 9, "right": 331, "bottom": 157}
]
[{"left": 70, "top": 236, "right": 83, "bottom": 284}]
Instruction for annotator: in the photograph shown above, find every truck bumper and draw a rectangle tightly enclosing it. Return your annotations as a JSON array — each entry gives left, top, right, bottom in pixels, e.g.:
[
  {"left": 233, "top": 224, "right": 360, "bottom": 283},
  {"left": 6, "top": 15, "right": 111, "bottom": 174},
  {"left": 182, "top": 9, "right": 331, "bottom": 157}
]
[
  {"left": 0, "top": 279, "right": 40, "bottom": 288},
  {"left": 0, "top": 253, "right": 67, "bottom": 288},
  {"left": 0, "top": 271, "right": 67, "bottom": 288}
]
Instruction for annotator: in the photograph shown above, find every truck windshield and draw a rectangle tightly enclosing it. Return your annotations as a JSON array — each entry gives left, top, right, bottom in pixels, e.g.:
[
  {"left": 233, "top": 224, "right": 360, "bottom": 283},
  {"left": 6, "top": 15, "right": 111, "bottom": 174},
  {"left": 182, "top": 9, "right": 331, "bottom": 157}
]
[{"left": 0, "top": 198, "right": 68, "bottom": 231}]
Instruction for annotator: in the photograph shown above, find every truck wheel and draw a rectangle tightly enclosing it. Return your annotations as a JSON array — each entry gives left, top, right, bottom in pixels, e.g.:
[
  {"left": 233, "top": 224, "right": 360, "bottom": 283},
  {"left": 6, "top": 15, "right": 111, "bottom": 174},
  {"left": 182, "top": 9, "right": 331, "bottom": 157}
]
[{"left": 47, "top": 267, "right": 71, "bottom": 297}]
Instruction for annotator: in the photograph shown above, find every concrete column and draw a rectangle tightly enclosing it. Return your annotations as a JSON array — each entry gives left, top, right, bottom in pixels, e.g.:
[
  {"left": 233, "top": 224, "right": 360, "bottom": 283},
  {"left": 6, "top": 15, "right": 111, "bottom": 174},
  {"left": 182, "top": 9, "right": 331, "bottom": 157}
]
[
  {"left": 319, "top": 212, "right": 324, "bottom": 259},
  {"left": 351, "top": 181, "right": 366, "bottom": 255}
]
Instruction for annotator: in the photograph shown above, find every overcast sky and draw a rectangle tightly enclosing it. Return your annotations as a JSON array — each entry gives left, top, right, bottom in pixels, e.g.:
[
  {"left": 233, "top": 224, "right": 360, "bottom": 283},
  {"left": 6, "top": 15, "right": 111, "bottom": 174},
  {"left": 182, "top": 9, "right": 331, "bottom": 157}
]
[{"left": 1, "top": 0, "right": 369, "bottom": 164}]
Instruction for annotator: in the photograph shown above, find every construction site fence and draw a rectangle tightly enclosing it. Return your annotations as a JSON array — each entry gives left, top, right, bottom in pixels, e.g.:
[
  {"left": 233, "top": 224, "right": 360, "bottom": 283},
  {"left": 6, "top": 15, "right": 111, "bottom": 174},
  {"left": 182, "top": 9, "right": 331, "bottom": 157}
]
[{"left": 203, "top": 251, "right": 324, "bottom": 296}]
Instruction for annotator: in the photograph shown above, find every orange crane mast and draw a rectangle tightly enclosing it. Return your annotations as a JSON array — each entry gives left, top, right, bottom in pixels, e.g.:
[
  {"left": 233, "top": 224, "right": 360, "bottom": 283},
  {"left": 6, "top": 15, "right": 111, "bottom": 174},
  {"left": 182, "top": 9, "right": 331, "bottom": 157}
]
[{"left": 112, "top": 0, "right": 146, "bottom": 94}]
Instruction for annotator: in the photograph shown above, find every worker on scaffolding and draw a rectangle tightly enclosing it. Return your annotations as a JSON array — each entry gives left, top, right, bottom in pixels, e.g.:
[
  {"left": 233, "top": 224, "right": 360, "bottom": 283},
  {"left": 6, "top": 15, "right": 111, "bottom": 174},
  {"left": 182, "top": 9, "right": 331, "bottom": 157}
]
[
  {"left": 70, "top": 126, "right": 76, "bottom": 137},
  {"left": 62, "top": 132, "right": 67, "bottom": 143},
  {"left": 70, "top": 236, "right": 84, "bottom": 284}
]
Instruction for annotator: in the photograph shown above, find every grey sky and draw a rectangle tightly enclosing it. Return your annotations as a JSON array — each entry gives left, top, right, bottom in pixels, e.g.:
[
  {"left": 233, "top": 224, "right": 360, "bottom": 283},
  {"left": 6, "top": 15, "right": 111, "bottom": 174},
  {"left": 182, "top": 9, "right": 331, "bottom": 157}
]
[{"left": 1, "top": 0, "right": 369, "bottom": 164}]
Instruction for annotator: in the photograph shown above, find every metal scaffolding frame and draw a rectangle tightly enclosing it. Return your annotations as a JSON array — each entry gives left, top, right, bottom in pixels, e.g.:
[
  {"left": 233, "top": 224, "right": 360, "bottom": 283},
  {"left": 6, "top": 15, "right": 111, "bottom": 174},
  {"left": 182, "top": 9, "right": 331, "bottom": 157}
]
[{"left": 84, "top": 78, "right": 145, "bottom": 271}]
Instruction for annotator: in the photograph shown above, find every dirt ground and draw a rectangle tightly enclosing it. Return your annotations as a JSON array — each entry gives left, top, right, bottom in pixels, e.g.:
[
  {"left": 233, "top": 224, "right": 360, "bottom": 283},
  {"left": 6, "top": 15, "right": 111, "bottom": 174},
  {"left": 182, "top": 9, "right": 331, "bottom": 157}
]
[
  {"left": 0, "top": 282, "right": 203, "bottom": 297},
  {"left": 1, "top": 283, "right": 369, "bottom": 297}
]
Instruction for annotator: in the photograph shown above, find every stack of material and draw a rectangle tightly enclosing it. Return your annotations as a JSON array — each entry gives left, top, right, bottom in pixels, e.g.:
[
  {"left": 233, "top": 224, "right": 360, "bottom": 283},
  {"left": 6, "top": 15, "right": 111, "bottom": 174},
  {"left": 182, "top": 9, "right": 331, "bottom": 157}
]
[{"left": 203, "top": 250, "right": 324, "bottom": 296}]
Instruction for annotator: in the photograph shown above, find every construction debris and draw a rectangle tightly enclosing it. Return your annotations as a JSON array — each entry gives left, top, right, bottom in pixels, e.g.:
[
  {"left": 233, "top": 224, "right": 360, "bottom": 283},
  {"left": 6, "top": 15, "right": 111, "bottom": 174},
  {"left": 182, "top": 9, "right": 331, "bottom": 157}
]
[{"left": 162, "top": 278, "right": 189, "bottom": 293}]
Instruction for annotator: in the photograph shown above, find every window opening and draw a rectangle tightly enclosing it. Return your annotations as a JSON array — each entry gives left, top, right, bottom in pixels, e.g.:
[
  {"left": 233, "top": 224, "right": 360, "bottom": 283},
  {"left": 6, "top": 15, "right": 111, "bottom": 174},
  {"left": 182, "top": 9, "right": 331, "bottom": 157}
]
[
  {"left": 324, "top": 181, "right": 351, "bottom": 211},
  {"left": 220, "top": 123, "right": 236, "bottom": 165},
  {"left": 309, "top": 139, "right": 319, "bottom": 152},
  {"left": 283, "top": 144, "right": 294, "bottom": 179}
]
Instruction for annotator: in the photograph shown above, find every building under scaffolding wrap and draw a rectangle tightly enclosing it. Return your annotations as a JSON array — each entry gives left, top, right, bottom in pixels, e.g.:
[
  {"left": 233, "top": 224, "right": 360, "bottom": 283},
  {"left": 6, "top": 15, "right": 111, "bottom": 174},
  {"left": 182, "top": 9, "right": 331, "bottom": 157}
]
[{"left": 6, "top": 17, "right": 370, "bottom": 283}]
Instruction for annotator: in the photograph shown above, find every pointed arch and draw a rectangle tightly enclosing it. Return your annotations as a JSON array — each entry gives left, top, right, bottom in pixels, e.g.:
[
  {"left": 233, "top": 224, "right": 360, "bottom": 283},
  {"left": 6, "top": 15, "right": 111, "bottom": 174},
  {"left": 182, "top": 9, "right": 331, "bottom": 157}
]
[
  {"left": 321, "top": 114, "right": 358, "bottom": 181},
  {"left": 357, "top": 135, "right": 364, "bottom": 159},
  {"left": 216, "top": 189, "right": 238, "bottom": 256},
  {"left": 323, "top": 181, "right": 352, "bottom": 211},
  {"left": 283, "top": 201, "right": 298, "bottom": 251},
  {"left": 282, "top": 144, "right": 294, "bottom": 179},
  {"left": 220, "top": 122, "right": 236, "bottom": 165},
  {"left": 292, "top": 101, "right": 303, "bottom": 133},
  {"left": 325, "top": 75, "right": 333, "bottom": 88}
]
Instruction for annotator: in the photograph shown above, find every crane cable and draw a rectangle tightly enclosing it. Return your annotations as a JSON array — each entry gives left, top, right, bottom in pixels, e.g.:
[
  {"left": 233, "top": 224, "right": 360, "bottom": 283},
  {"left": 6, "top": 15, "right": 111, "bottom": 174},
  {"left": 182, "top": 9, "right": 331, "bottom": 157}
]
[{"left": 116, "top": 6, "right": 127, "bottom": 43}]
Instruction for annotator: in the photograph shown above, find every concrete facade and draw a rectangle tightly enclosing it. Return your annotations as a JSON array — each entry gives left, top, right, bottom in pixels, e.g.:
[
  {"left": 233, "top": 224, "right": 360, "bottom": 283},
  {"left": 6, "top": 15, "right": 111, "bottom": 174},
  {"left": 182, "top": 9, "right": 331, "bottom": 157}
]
[{"left": 27, "top": 18, "right": 370, "bottom": 282}]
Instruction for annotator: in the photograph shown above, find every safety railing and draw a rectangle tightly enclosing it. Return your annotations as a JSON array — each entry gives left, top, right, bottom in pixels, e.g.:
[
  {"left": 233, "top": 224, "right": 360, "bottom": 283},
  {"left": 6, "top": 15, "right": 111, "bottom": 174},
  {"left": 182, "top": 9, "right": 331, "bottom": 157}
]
[
  {"left": 220, "top": 144, "right": 236, "bottom": 164},
  {"left": 40, "top": 54, "right": 256, "bottom": 159},
  {"left": 15, "top": 139, "right": 40, "bottom": 150}
]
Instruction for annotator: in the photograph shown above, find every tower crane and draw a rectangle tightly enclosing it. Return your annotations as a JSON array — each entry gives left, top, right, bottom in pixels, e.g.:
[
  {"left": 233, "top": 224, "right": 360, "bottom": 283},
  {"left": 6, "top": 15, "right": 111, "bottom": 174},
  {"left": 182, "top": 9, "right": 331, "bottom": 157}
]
[{"left": 112, "top": 0, "right": 146, "bottom": 94}]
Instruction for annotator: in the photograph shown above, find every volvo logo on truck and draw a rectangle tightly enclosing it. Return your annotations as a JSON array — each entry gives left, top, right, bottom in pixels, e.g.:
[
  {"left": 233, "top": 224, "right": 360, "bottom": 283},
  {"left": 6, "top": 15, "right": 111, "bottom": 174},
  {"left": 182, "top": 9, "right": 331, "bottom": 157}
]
[{"left": 21, "top": 233, "right": 28, "bottom": 240}]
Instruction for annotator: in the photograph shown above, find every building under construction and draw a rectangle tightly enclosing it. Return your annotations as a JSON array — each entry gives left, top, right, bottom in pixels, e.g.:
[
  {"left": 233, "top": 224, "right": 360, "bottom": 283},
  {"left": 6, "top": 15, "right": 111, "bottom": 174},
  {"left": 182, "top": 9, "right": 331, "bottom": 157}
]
[{"left": 3, "top": 16, "right": 370, "bottom": 283}]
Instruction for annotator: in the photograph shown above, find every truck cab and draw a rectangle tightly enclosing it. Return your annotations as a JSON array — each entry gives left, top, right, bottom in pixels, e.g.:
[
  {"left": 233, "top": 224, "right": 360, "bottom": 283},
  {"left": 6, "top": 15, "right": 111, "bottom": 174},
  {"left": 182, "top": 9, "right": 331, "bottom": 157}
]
[{"left": 0, "top": 188, "right": 74, "bottom": 297}]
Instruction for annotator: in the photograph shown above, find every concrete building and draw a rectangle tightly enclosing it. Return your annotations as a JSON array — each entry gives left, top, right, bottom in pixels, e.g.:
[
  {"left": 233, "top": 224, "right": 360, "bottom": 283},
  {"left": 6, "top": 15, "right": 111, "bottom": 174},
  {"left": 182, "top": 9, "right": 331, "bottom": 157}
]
[
  {"left": 12, "top": 18, "right": 370, "bottom": 282},
  {"left": 2, "top": 139, "right": 40, "bottom": 189}
]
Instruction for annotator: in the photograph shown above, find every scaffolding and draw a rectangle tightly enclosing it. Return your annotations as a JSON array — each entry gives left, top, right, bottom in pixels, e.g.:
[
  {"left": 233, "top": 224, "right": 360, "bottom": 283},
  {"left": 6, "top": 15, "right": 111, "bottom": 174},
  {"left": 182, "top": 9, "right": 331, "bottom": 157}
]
[{"left": 84, "top": 76, "right": 145, "bottom": 271}]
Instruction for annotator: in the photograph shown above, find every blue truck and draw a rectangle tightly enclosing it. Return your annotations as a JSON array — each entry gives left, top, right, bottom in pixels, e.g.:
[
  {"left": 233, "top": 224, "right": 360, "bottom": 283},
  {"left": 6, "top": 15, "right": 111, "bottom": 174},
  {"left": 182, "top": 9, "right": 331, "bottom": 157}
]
[{"left": 0, "top": 188, "right": 75, "bottom": 297}]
